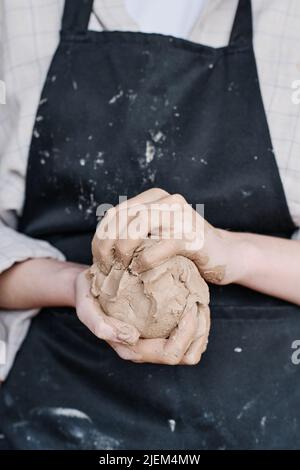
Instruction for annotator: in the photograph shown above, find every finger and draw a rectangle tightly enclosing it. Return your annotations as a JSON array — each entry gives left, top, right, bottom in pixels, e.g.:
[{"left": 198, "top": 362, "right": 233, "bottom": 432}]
[
  {"left": 93, "top": 189, "right": 169, "bottom": 272},
  {"left": 118, "top": 187, "right": 170, "bottom": 208},
  {"left": 115, "top": 201, "right": 183, "bottom": 270},
  {"left": 130, "top": 239, "right": 181, "bottom": 273},
  {"left": 109, "top": 338, "right": 170, "bottom": 364},
  {"left": 78, "top": 302, "right": 140, "bottom": 345},
  {"left": 163, "top": 303, "right": 199, "bottom": 364},
  {"left": 129, "top": 193, "right": 194, "bottom": 273},
  {"left": 108, "top": 341, "right": 143, "bottom": 362},
  {"left": 76, "top": 271, "right": 140, "bottom": 344},
  {"left": 109, "top": 304, "right": 199, "bottom": 365},
  {"left": 152, "top": 194, "right": 199, "bottom": 246},
  {"left": 110, "top": 302, "right": 196, "bottom": 364},
  {"left": 113, "top": 190, "right": 171, "bottom": 267},
  {"left": 181, "top": 306, "right": 210, "bottom": 365},
  {"left": 180, "top": 336, "right": 206, "bottom": 365},
  {"left": 95, "top": 207, "right": 147, "bottom": 273},
  {"left": 116, "top": 304, "right": 200, "bottom": 366},
  {"left": 92, "top": 207, "right": 119, "bottom": 273},
  {"left": 113, "top": 205, "right": 151, "bottom": 268}
]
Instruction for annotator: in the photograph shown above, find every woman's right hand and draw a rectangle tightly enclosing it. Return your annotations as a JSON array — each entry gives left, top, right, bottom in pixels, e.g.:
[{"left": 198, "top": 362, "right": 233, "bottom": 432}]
[
  {"left": 0, "top": 257, "right": 140, "bottom": 347},
  {"left": 75, "top": 270, "right": 140, "bottom": 346}
]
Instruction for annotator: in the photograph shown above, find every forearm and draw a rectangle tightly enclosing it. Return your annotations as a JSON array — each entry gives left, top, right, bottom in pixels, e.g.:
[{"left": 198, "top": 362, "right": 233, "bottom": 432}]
[
  {"left": 0, "top": 258, "right": 86, "bottom": 309},
  {"left": 223, "top": 230, "right": 300, "bottom": 305}
]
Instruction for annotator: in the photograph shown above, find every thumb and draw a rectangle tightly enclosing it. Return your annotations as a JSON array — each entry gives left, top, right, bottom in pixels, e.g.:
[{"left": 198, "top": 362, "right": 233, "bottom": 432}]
[{"left": 75, "top": 270, "right": 140, "bottom": 345}]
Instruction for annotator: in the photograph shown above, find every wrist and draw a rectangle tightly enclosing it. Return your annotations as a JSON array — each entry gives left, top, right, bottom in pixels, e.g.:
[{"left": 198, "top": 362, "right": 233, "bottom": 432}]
[
  {"left": 56, "top": 262, "right": 87, "bottom": 307},
  {"left": 217, "top": 229, "right": 260, "bottom": 285},
  {"left": 0, "top": 258, "right": 87, "bottom": 310}
]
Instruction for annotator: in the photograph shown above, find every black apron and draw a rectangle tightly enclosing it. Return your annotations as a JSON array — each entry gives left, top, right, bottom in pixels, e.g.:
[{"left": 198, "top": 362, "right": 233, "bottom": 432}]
[{"left": 1, "top": 0, "right": 300, "bottom": 450}]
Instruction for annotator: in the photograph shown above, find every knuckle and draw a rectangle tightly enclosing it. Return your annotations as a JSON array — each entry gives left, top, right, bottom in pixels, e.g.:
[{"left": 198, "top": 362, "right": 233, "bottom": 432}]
[
  {"left": 134, "top": 211, "right": 149, "bottom": 233},
  {"left": 164, "top": 353, "right": 181, "bottom": 365},
  {"left": 171, "top": 193, "right": 186, "bottom": 205},
  {"left": 134, "top": 209, "right": 143, "bottom": 220},
  {"left": 138, "top": 250, "right": 152, "bottom": 267},
  {"left": 136, "top": 208, "right": 148, "bottom": 221},
  {"left": 131, "top": 357, "right": 144, "bottom": 363},
  {"left": 183, "top": 353, "right": 201, "bottom": 365},
  {"left": 116, "top": 348, "right": 136, "bottom": 362},
  {"left": 105, "top": 207, "right": 116, "bottom": 219},
  {"left": 152, "top": 187, "right": 169, "bottom": 198}
]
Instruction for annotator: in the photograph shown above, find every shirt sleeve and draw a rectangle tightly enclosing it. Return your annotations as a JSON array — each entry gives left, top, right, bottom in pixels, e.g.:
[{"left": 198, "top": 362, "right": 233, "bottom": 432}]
[
  {"left": 0, "top": 220, "right": 66, "bottom": 382},
  {"left": 0, "top": 0, "right": 66, "bottom": 382},
  {"left": 0, "top": 220, "right": 65, "bottom": 275}
]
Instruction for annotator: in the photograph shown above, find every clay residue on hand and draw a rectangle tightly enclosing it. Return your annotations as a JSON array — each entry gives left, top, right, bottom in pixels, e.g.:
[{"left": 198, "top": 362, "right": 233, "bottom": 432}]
[
  {"left": 201, "top": 265, "right": 226, "bottom": 284},
  {"left": 90, "top": 238, "right": 210, "bottom": 341}
]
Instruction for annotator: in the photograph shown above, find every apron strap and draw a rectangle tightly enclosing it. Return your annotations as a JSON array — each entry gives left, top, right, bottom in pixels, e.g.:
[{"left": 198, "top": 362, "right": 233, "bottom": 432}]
[
  {"left": 61, "top": 0, "right": 94, "bottom": 33},
  {"left": 229, "top": 0, "right": 253, "bottom": 46}
]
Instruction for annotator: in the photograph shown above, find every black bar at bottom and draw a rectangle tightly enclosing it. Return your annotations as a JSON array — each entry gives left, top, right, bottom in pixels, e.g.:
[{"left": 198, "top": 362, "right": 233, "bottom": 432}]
[{"left": 0, "top": 449, "right": 299, "bottom": 467}]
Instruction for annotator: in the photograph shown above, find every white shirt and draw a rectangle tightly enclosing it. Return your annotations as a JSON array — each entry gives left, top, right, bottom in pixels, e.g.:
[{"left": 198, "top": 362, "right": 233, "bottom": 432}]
[
  {"left": 124, "top": 0, "right": 205, "bottom": 38},
  {"left": 1, "top": 0, "right": 300, "bottom": 381}
]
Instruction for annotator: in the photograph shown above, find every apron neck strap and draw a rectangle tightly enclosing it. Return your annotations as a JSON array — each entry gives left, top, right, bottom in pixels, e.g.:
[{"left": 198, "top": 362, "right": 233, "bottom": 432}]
[
  {"left": 61, "top": 0, "right": 94, "bottom": 33},
  {"left": 229, "top": 0, "right": 253, "bottom": 47},
  {"left": 61, "top": 0, "right": 253, "bottom": 44}
]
